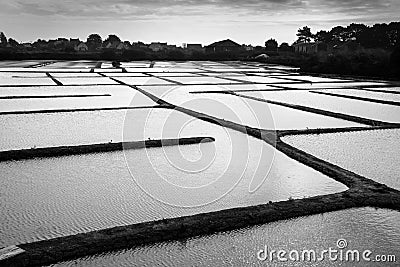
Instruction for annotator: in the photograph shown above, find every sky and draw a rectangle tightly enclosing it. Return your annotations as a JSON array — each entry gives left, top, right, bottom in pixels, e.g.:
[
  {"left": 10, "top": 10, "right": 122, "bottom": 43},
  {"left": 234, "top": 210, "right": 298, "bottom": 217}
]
[{"left": 0, "top": 0, "right": 399, "bottom": 46}]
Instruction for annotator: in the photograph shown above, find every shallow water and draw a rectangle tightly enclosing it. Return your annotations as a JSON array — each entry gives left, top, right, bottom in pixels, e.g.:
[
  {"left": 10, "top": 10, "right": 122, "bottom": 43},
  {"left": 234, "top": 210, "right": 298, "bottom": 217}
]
[
  {"left": 0, "top": 85, "right": 154, "bottom": 113},
  {"left": 112, "top": 76, "right": 174, "bottom": 85},
  {"left": 232, "top": 76, "right": 297, "bottom": 84},
  {"left": 321, "top": 89, "right": 400, "bottom": 102},
  {"left": 366, "top": 87, "right": 400, "bottom": 93},
  {"left": 239, "top": 90, "right": 400, "bottom": 123},
  {"left": 124, "top": 68, "right": 202, "bottom": 73},
  {"left": 108, "top": 72, "right": 149, "bottom": 77},
  {"left": 39, "top": 61, "right": 98, "bottom": 69},
  {"left": 141, "top": 86, "right": 362, "bottom": 130},
  {"left": 163, "top": 76, "right": 241, "bottom": 84},
  {"left": 0, "top": 72, "right": 56, "bottom": 86},
  {"left": 0, "top": 60, "right": 52, "bottom": 68},
  {"left": 0, "top": 109, "right": 346, "bottom": 246},
  {"left": 283, "top": 129, "right": 400, "bottom": 190},
  {"left": 55, "top": 77, "right": 119, "bottom": 85},
  {"left": 50, "top": 73, "right": 103, "bottom": 78},
  {"left": 51, "top": 207, "right": 400, "bottom": 267},
  {"left": 274, "top": 75, "right": 350, "bottom": 83},
  {"left": 150, "top": 72, "right": 202, "bottom": 77},
  {"left": 275, "top": 81, "right": 388, "bottom": 90}
]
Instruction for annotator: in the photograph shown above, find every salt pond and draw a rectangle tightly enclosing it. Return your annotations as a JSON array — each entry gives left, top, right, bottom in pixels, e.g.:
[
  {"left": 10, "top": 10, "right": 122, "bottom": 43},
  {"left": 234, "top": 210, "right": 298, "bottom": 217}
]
[
  {"left": 283, "top": 129, "right": 400, "bottom": 190},
  {"left": 141, "top": 85, "right": 363, "bottom": 130},
  {"left": 0, "top": 85, "right": 154, "bottom": 113},
  {"left": 239, "top": 90, "right": 400, "bottom": 123}
]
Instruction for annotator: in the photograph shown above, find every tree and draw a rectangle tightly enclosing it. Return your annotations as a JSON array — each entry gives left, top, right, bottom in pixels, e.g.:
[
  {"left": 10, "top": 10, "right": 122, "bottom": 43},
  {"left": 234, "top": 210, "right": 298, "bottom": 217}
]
[
  {"left": 387, "top": 22, "right": 400, "bottom": 47},
  {"left": 265, "top": 38, "right": 278, "bottom": 51},
  {"left": 346, "top": 23, "right": 368, "bottom": 41},
  {"left": 0, "top": 32, "right": 7, "bottom": 47},
  {"left": 296, "top": 26, "right": 313, "bottom": 43},
  {"left": 104, "top": 34, "right": 121, "bottom": 44},
  {"left": 330, "top": 26, "right": 347, "bottom": 44},
  {"left": 314, "top": 30, "right": 331, "bottom": 43},
  {"left": 279, "top": 42, "right": 291, "bottom": 52},
  {"left": 8, "top": 38, "right": 19, "bottom": 47},
  {"left": 86, "top": 33, "right": 102, "bottom": 50}
]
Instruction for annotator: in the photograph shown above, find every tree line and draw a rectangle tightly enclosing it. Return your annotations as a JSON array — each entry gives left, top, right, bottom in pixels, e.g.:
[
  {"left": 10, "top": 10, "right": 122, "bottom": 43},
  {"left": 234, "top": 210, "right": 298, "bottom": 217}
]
[{"left": 295, "top": 22, "right": 400, "bottom": 50}]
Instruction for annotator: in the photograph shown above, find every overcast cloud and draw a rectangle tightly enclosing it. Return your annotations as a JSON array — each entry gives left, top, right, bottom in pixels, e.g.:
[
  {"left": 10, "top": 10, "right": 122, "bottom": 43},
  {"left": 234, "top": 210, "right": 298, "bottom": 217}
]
[{"left": 0, "top": 0, "right": 398, "bottom": 45}]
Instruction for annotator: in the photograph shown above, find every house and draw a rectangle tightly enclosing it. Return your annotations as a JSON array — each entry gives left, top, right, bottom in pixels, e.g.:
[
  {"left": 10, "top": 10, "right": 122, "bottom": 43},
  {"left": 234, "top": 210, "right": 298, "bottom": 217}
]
[
  {"left": 293, "top": 42, "right": 319, "bottom": 54},
  {"left": 22, "top": 43, "right": 32, "bottom": 49},
  {"left": 75, "top": 42, "right": 88, "bottom": 52},
  {"left": 186, "top": 44, "right": 204, "bottom": 52},
  {"left": 103, "top": 41, "right": 120, "bottom": 49},
  {"left": 242, "top": 44, "right": 254, "bottom": 51},
  {"left": 132, "top": 42, "right": 148, "bottom": 49},
  {"left": 69, "top": 38, "right": 80, "bottom": 47},
  {"left": 205, "top": 39, "right": 241, "bottom": 53},
  {"left": 116, "top": 42, "right": 131, "bottom": 50},
  {"left": 167, "top": 44, "right": 177, "bottom": 50},
  {"left": 149, "top": 42, "right": 168, "bottom": 52}
]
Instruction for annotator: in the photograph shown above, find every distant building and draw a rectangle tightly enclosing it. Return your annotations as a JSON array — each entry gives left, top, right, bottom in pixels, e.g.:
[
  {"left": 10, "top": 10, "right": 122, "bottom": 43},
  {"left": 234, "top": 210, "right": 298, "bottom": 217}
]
[
  {"left": 242, "top": 44, "right": 254, "bottom": 51},
  {"left": 69, "top": 38, "right": 80, "bottom": 47},
  {"left": 205, "top": 39, "right": 241, "bottom": 53},
  {"left": 132, "top": 42, "right": 148, "bottom": 49},
  {"left": 167, "top": 44, "right": 177, "bottom": 50},
  {"left": 103, "top": 41, "right": 121, "bottom": 49},
  {"left": 54, "top": 38, "right": 68, "bottom": 47},
  {"left": 293, "top": 42, "right": 319, "bottom": 54},
  {"left": 74, "top": 42, "right": 88, "bottom": 52},
  {"left": 22, "top": 43, "right": 32, "bottom": 49},
  {"left": 254, "top": 54, "right": 269, "bottom": 60},
  {"left": 186, "top": 44, "right": 204, "bottom": 52},
  {"left": 149, "top": 42, "right": 168, "bottom": 52},
  {"left": 116, "top": 42, "right": 131, "bottom": 50}
]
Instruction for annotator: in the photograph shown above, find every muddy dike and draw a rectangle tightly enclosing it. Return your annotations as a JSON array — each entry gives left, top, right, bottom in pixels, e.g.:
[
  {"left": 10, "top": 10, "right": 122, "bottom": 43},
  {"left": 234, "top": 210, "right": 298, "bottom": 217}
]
[
  {"left": 0, "top": 137, "right": 215, "bottom": 162},
  {"left": 278, "top": 125, "right": 400, "bottom": 138}
]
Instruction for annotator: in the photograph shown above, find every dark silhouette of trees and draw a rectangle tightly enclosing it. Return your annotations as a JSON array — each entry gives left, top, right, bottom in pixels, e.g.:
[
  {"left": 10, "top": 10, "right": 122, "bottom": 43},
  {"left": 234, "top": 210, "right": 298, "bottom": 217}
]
[
  {"left": 8, "top": 38, "right": 19, "bottom": 47},
  {"left": 279, "top": 42, "right": 291, "bottom": 52},
  {"left": 0, "top": 32, "right": 7, "bottom": 47},
  {"left": 296, "top": 26, "right": 313, "bottom": 43},
  {"left": 297, "top": 22, "right": 399, "bottom": 50},
  {"left": 265, "top": 38, "right": 278, "bottom": 52},
  {"left": 314, "top": 30, "right": 330, "bottom": 43},
  {"left": 104, "top": 34, "right": 121, "bottom": 44},
  {"left": 167, "top": 49, "right": 186, "bottom": 60},
  {"left": 86, "top": 34, "right": 102, "bottom": 50}
]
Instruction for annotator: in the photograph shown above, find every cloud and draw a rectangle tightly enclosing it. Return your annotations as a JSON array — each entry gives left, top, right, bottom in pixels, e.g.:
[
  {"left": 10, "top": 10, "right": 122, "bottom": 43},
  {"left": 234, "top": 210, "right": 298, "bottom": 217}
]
[
  {"left": 1, "top": 0, "right": 307, "bottom": 18},
  {"left": 0, "top": 0, "right": 398, "bottom": 29}
]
